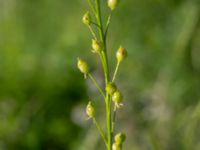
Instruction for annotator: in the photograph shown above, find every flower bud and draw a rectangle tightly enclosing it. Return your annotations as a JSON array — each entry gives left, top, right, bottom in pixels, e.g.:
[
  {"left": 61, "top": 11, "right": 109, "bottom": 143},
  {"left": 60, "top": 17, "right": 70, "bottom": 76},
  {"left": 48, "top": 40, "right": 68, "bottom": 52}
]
[
  {"left": 112, "top": 143, "right": 121, "bottom": 150},
  {"left": 92, "top": 39, "right": 102, "bottom": 53},
  {"left": 116, "top": 46, "right": 127, "bottom": 62},
  {"left": 112, "top": 90, "right": 123, "bottom": 104},
  {"left": 108, "top": 0, "right": 120, "bottom": 11},
  {"left": 82, "top": 11, "right": 91, "bottom": 26},
  {"left": 86, "top": 101, "right": 95, "bottom": 119},
  {"left": 106, "top": 82, "right": 117, "bottom": 95},
  {"left": 77, "top": 58, "right": 89, "bottom": 76},
  {"left": 114, "top": 133, "right": 126, "bottom": 145}
]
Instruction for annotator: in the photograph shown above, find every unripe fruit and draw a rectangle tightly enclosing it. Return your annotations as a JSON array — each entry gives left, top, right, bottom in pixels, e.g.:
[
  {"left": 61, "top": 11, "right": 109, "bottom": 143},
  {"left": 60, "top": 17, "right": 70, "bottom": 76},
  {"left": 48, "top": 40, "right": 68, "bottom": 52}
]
[
  {"left": 82, "top": 11, "right": 91, "bottom": 26},
  {"left": 108, "top": 0, "right": 120, "bottom": 11},
  {"left": 92, "top": 39, "right": 102, "bottom": 53},
  {"left": 106, "top": 82, "right": 117, "bottom": 95},
  {"left": 112, "top": 143, "right": 121, "bottom": 150},
  {"left": 77, "top": 58, "right": 89, "bottom": 75},
  {"left": 114, "top": 133, "right": 126, "bottom": 145},
  {"left": 112, "top": 90, "right": 123, "bottom": 104},
  {"left": 116, "top": 46, "right": 127, "bottom": 62},
  {"left": 86, "top": 101, "right": 95, "bottom": 119}
]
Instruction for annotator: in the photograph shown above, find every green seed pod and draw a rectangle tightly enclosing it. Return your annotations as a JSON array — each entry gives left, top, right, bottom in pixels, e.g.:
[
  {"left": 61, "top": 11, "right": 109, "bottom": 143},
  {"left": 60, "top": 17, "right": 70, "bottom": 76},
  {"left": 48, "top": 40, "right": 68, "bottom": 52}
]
[
  {"left": 112, "top": 143, "right": 122, "bottom": 150},
  {"left": 92, "top": 39, "right": 102, "bottom": 53},
  {"left": 114, "top": 133, "right": 126, "bottom": 145},
  {"left": 86, "top": 101, "right": 95, "bottom": 119},
  {"left": 77, "top": 58, "right": 89, "bottom": 76},
  {"left": 116, "top": 46, "right": 127, "bottom": 62},
  {"left": 106, "top": 82, "right": 117, "bottom": 95},
  {"left": 82, "top": 11, "right": 91, "bottom": 26},
  {"left": 112, "top": 90, "right": 123, "bottom": 104},
  {"left": 108, "top": 0, "right": 120, "bottom": 11}
]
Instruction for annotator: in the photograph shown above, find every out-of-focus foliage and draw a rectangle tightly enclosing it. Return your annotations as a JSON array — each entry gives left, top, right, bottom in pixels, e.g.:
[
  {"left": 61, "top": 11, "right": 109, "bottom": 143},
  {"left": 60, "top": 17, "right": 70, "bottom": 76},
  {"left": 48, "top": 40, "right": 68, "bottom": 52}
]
[{"left": 0, "top": 0, "right": 200, "bottom": 150}]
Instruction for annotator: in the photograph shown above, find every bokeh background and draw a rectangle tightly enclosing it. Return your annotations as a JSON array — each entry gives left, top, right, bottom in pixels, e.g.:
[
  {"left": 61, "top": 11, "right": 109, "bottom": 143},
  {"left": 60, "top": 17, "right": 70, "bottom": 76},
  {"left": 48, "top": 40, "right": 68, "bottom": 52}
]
[{"left": 1, "top": 0, "right": 200, "bottom": 150}]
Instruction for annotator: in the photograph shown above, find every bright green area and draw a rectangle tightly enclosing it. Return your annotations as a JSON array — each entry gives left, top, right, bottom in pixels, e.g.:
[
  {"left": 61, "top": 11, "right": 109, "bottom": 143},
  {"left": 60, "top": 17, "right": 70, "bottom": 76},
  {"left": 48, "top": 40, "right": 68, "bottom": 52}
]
[{"left": 0, "top": 0, "right": 200, "bottom": 150}]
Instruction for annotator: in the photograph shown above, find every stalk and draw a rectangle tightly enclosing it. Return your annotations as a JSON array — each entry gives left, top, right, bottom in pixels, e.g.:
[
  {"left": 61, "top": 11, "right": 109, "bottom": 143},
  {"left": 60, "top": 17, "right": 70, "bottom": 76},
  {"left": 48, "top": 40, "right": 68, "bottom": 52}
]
[
  {"left": 79, "top": 0, "right": 127, "bottom": 149},
  {"left": 95, "top": 1, "right": 112, "bottom": 150}
]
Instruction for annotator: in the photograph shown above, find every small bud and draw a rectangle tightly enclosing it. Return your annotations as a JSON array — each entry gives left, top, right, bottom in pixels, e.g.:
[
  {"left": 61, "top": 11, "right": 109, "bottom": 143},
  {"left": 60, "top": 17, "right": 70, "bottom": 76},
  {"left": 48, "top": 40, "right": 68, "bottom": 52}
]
[
  {"left": 106, "top": 82, "right": 117, "bottom": 95},
  {"left": 108, "top": 0, "right": 120, "bottom": 11},
  {"left": 82, "top": 11, "right": 91, "bottom": 26},
  {"left": 114, "top": 133, "right": 126, "bottom": 145},
  {"left": 77, "top": 58, "right": 89, "bottom": 78},
  {"left": 112, "top": 90, "right": 123, "bottom": 104},
  {"left": 116, "top": 46, "right": 127, "bottom": 62},
  {"left": 112, "top": 143, "right": 121, "bottom": 150},
  {"left": 92, "top": 39, "right": 102, "bottom": 53},
  {"left": 86, "top": 101, "right": 95, "bottom": 119}
]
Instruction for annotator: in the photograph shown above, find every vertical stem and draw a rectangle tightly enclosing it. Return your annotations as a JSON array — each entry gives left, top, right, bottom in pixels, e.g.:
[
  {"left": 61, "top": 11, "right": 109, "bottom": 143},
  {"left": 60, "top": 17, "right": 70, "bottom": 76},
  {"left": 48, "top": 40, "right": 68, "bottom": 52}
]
[
  {"left": 95, "top": 0, "right": 112, "bottom": 150},
  {"left": 93, "top": 118, "right": 108, "bottom": 147},
  {"left": 112, "top": 105, "right": 117, "bottom": 133},
  {"left": 112, "top": 61, "right": 120, "bottom": 82},
  {"left": 95, "top": 0, "right": 109, "bottom": 83}
]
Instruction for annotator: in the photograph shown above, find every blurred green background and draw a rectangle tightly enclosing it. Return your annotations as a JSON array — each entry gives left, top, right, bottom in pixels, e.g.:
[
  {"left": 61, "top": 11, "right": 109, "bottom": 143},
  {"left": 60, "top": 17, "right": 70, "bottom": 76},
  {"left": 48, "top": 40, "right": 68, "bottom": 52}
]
[{"left": 1, "top": 0, "right": 200, "bottom": 150}]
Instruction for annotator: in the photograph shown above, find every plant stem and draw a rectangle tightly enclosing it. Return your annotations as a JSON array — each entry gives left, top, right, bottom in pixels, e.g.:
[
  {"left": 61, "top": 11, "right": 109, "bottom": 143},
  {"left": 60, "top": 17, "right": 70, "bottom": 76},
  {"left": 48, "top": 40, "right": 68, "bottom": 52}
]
[
  {"left": 95, "top": 0, "right": 109, "bottom": 84},
  {"left": 91, "top": 21, "right": 101, "bottom": 28},
  {"left": 104, "top": 12, "right": 112, "bottom": 40},
  {"left": 88, "top": 73, "right": 106, "bottom": 99},
  {"left": 106, "top": 95, "right": 112, "bottom": 150},
  {"left": 112, "top": 105, "right": 117, "bottom": 134},
  {"left": 89, "top": 25, "right": 97, "bottom": 40},
  {"left": 93, "top": 118, "right": 108, "bottom": 147},
  {"left": 95, "top": 0, "right": 112, "bottom": 150},
  {"left": 112, "top": 61, "right": 120, "bottom": 82}
]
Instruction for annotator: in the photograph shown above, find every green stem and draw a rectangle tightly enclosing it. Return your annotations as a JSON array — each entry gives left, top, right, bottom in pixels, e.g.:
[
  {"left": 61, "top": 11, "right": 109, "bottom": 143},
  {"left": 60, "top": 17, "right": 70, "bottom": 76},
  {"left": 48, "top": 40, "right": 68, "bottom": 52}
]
[
  {"left": 89, "top": 25, "right": 97, "bottom": 40},
  {"left": 95, "top": 0, "right": 109, "bottom": 84},
  {"left": 112, "top": 105, "right": 117, "bottom": 134},
  {"left": 112, "top": 61, "right": 120, "bottom": 82},
  {"left": 91, "top": 21, "right": 101, "bottom": 28},
  {"left": 93, "top": 118, "right": 108, "bottom": 147},
  {"left": 95, "top": 1, "right": 112, "bottom": 150},
  {"left": 89, "top": 73, "right": 106, "bottom": 99},
  {"left": 106, "top": 95, "right": 112, "bottom": 150},
  {"left": 104, "top": 12, "right": 112, "bottom": 40}
]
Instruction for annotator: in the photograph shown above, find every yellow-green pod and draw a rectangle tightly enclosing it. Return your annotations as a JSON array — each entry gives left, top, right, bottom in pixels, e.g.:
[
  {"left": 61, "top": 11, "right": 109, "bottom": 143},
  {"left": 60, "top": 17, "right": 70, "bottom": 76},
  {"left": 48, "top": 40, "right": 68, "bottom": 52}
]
[
  {"left": 116, "top": 46, "right": 127, "bottom": 62},
  {"left": 86, "top": 101, "right": 95, "bottom": 119},
  {"left": 108, "top": 0, "right": 120, "bottom": 11},
  {"left": 106, "top": 82, "right": 117, "bottom": 95},
  {"left": 77, "top": 58, "right": 89, "bottom": 75},
  {"left": 82, "top": 11, "right": 91, "bottom": 26}
]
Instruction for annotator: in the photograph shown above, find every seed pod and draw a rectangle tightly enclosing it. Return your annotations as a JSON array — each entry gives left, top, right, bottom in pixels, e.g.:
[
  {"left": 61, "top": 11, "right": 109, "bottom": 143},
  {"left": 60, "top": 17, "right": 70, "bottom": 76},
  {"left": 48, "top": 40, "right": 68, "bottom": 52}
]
[
  {"left": 112, "top": 90, "right": 123, "bottom": 104},
  {"left": 106, "top": 82, "right": 117, "bottom": 95},
  {"left": 114, "top": 133, "right": 126, "bottom": 145},
  {"left": 86, "top": 101, "right": 95, "bottom": 119},
  {"left": 116, "top": 46, "right": 127, "bottom": 62},
  {"left": 92, "top": 39, "right": 102, "bottom": 53},
  {"left": 112, "top": 143, "right": 122, "bottom": 150},
  {"left": 108, "top": 0, "right": 120, "bottom": 11},
  {"left": 77, "top": 58, "right": 89, "bottom": 77},
  {"left": 82, "top": 11, "right": 91, "bottom": 26}
]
